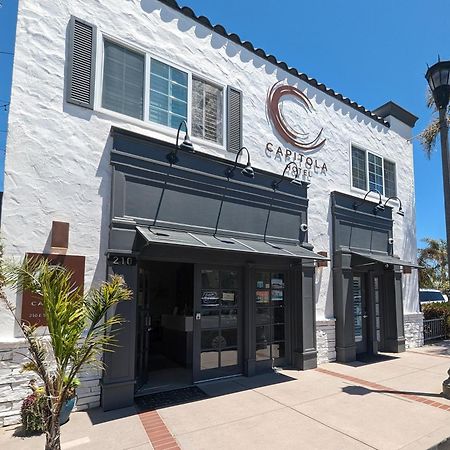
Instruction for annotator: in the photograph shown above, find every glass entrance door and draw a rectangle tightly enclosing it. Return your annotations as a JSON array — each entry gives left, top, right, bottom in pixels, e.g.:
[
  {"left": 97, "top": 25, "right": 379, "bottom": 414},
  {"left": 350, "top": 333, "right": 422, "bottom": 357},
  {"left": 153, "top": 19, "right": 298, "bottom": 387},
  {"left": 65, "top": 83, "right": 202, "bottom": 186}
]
[
  {"left": 353, "top": 274, "right": 368, "bottom": 354},
  {"left": 193, "top": 267, "right": 242, "bottom": 381}
]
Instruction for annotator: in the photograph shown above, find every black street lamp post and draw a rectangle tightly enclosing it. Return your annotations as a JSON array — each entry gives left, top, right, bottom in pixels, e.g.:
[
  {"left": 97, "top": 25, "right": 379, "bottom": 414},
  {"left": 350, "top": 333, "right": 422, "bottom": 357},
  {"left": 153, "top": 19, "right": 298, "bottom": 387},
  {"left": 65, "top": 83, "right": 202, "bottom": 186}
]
[{"left": 425, "top": 59, "right": 450, "bottom": 398}]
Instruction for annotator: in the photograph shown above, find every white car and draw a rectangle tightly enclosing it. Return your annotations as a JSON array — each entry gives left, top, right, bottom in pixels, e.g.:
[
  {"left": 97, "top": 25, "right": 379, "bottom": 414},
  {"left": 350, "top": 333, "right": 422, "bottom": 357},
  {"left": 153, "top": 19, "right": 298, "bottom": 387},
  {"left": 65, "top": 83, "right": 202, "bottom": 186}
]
[{"left": 419, "top": 289, "right": 448, "bottom": 308}]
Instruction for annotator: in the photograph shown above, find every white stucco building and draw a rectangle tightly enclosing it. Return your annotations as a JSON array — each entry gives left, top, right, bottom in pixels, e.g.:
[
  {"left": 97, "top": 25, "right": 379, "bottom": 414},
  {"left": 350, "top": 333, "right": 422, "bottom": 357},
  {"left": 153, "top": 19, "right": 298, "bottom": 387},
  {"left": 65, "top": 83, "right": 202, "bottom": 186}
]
[{"left": 0, "top": 0, "right": 420, "bottom": 425}]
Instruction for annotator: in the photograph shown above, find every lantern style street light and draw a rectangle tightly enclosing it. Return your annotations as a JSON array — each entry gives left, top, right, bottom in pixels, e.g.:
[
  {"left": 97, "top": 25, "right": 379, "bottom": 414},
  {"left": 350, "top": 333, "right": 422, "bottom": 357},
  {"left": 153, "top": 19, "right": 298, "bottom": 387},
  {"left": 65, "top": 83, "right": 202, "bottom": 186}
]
[{"left": 426, "top": 59, "right": 450, "bottom": 398}]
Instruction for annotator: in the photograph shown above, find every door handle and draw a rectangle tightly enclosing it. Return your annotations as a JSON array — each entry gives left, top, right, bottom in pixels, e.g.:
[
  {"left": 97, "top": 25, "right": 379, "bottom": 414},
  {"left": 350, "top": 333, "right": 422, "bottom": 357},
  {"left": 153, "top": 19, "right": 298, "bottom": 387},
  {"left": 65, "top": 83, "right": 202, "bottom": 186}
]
[
  {"left": 195, "top": 313, "right": 201, "bottom": 320},
  {"left": 363, "top": 314, "right": 368, "bottom": 319}
]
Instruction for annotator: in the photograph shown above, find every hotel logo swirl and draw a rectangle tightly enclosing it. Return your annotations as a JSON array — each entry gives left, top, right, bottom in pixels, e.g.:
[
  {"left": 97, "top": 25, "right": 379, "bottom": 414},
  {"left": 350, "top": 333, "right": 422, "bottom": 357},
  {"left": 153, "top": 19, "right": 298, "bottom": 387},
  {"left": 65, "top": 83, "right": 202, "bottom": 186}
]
[{"left": 267, "top": 81, "right": 326, "bottom": 151}]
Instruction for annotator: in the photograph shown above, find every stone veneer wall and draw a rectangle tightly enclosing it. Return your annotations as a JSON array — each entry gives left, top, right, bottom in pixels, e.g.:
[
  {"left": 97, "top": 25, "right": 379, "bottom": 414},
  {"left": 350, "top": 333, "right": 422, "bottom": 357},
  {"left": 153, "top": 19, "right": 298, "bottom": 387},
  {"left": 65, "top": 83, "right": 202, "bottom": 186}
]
[
  {"left": 404, "top": 313, "right": 424, "bottom": 349},
  {"left": 0, "top": 340, "right": 101, "bottom": 427},
  {"left": 316, "top": 319, "right": 336, "bottom": 364}
]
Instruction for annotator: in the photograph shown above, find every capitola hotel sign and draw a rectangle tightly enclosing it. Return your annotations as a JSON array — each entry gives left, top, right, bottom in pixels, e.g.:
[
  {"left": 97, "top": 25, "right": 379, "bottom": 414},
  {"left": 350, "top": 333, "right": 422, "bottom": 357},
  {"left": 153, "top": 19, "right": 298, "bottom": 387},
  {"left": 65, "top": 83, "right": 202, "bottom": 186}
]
[{"left": 266, "top": 81, "right": 328, "bottom": 178}]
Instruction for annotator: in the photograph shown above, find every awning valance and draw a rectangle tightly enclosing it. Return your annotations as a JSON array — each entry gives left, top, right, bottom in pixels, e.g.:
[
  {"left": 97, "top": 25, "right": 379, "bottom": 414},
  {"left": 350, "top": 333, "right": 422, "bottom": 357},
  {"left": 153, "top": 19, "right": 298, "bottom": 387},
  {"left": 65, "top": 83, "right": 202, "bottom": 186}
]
[
  {"left": 351, "top": 250, "right": 421, "bottom": 268},
  {"left": 136, "top": 226, "right": 328, "bottom": 261}
]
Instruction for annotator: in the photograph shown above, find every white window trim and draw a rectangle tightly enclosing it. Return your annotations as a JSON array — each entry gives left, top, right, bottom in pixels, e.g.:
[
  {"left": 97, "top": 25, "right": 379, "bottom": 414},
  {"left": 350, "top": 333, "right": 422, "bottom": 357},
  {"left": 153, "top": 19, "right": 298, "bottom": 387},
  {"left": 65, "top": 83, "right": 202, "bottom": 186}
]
[
  {"left": 94, "top": 31, "right": 227, "bottom": 150},
  {"left": 349, "top": 143, "right": 397, "bottom": 200}
]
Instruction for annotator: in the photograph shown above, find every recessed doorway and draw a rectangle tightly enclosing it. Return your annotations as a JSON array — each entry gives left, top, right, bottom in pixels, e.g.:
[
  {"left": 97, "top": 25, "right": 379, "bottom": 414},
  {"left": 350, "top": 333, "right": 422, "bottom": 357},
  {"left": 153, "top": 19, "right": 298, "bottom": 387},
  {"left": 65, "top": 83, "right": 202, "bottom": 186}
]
[{"left": 135, "top": 261, "right": 194, "bottom": 395}]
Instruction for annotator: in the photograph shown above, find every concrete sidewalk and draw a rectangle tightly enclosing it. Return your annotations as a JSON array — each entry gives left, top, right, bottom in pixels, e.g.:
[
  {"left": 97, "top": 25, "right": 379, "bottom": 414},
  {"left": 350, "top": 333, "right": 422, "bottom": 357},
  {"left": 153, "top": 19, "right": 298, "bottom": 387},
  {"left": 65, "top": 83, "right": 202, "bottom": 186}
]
[{"left": 2, "top": 344, "right": 450, "bottom": 449}]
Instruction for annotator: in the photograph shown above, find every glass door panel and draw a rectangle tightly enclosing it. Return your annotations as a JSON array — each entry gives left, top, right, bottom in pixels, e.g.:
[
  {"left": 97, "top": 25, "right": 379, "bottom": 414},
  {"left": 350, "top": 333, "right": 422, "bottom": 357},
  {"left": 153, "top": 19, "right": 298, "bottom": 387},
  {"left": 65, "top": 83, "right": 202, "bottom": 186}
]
[
  {"left": 196, "top": 268, "right": 242, "bottom": 379},
  {"left": 255, "top": 271, "right": 286, "bottom": 364}
]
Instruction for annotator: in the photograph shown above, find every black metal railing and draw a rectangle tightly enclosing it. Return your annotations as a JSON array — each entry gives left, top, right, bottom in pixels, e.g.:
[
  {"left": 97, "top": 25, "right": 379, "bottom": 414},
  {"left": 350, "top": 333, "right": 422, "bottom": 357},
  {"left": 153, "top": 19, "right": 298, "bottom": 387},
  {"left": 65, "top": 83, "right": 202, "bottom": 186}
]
[{"left": 423, "top": 317, "right": 446, "bottom": 342}]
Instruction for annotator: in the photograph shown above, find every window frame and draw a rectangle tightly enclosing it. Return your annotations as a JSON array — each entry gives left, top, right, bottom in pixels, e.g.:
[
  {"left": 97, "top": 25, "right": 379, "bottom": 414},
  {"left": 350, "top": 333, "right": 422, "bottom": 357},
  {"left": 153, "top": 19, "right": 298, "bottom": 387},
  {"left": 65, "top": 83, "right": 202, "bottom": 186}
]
[
  {"left": 349, "top": 143, "right": 398, "bottom": 199},
  {"left": 94, "top": 32, "right": 227, "bottom": 150}
]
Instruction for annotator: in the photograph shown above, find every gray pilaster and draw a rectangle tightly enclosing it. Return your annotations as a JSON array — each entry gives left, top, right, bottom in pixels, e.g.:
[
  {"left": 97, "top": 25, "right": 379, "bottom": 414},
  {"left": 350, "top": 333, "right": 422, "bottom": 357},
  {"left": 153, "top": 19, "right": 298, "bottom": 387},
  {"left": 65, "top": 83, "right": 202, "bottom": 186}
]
[
  {"left": 333, "top": 252, "right": 356, "bottom": 363},
  {"left": 293, "top": 260, "right": 317, "bottom": 370},
  {"left": 102, "top": 264, "right": 138, "bottom": 411},
  {"left": 383, "top": 266, "right": 405, "bottom": 353}
]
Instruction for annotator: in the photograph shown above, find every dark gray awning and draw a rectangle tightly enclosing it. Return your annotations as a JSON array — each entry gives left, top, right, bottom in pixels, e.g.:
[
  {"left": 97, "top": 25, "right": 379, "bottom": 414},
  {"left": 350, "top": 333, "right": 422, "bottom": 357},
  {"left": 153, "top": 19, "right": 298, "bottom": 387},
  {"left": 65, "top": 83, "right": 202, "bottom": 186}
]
[
  {"left": 351, "top": 250, "right": 421, "bottom": 268},
  {"left": 137, "top": 226, "right": 328, "bottom": 261}
]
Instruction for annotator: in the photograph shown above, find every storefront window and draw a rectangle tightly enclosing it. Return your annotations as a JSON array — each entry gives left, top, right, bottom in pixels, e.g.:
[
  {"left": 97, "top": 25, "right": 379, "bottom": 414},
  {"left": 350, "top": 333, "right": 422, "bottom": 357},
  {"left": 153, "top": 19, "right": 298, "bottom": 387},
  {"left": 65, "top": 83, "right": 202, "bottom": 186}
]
[{"left": 255, "top": 272, "right": 286, "bottom": 362}]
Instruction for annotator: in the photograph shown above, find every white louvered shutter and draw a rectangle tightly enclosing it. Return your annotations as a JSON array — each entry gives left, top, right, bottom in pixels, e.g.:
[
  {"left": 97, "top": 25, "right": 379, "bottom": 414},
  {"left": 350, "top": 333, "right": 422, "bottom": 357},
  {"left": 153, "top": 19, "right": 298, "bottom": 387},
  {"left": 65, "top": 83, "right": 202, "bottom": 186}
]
[{"left": 67, "top": 17, "right": 96, "bottom": 109}]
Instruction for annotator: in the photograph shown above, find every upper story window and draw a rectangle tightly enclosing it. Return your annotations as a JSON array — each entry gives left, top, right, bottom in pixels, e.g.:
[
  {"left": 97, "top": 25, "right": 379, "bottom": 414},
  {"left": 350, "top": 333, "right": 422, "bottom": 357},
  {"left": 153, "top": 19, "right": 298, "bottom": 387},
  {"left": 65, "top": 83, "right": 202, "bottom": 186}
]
[
  {"left": 192, "top": 78, "right": 224, "bottom": 145},
  {"left": 100, "top": 40, "right": 225, "bottom": 147},
  {"left": 351, "top": 145, "right": 397, "bottom": 197},
  {"left": 149, "top": 59, "right": 188, "bottom": 129},
  {"left": 102, "top": 41, "right": 145, "bottom": 119}
]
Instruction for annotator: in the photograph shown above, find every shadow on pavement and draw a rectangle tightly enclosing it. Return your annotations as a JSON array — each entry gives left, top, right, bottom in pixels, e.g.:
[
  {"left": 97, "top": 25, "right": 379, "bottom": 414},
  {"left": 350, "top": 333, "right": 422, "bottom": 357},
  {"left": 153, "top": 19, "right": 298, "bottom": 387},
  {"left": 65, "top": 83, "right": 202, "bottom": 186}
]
[
  {"left": 342, "top": 384, "right": 444, "bottom": 398},
  {"left": 133, "top": 370, "right": 296, "bottom": 413},
  {"left": 87, "top": 405, "right": 139, "bottom": 425}
]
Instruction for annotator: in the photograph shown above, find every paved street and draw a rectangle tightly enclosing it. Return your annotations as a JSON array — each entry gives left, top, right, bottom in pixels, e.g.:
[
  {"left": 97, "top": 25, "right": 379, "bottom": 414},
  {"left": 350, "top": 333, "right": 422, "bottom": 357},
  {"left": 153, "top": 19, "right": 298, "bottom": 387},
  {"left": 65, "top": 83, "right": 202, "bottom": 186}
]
[{"left": 3, "top": 344, "right": 450, "bottom": 450}]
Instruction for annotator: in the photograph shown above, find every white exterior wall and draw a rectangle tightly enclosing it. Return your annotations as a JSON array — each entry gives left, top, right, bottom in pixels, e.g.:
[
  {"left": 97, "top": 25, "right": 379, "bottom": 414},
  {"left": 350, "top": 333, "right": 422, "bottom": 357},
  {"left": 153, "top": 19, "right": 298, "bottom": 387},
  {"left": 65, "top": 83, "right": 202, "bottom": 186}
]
[{"left": 1, "top": 0, "right": 419, "bottom": 418}]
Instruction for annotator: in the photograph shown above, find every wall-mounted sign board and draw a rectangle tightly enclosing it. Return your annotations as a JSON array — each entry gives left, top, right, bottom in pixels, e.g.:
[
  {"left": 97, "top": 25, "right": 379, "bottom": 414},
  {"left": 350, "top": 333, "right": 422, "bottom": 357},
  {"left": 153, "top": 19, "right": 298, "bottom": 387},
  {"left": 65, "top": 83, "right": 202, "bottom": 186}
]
[{"left": 21, "top": 253, "right": 85, "bottom": 327}]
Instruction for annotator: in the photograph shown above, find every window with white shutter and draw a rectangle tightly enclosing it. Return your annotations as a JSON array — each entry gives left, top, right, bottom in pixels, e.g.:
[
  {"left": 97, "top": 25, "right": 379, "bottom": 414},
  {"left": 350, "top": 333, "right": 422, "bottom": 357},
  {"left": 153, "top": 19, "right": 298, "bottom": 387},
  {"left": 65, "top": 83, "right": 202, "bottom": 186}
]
[{"left": 192, "top": 78, "right": 223, "bottom": 145}]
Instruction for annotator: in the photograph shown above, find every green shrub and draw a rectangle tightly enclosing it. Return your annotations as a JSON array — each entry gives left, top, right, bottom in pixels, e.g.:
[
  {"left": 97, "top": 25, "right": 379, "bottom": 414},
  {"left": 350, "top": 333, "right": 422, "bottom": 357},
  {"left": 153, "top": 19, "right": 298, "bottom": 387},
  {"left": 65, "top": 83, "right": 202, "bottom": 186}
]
[
  {"left": 422, "top": 302, "right": 450, "bottom": 337},
  {"left": 21, "top": 388, "right": 45, "bottom": 433}
]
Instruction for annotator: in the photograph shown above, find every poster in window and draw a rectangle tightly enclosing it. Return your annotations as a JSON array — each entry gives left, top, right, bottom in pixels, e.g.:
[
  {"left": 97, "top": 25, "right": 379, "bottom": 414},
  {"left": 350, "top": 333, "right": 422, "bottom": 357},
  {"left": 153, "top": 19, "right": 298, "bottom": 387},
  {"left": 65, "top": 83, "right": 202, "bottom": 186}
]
[
  {"left": 271, "top": 277, "right": 284, "bottom": 289},
  {"left": 201, "top": 290, "right": 220, "bottom": 306},
  {"left": 271, "top": 289, "right": 284, "bottom": 302},
  {"left": 256, "top": 290, "right": 270, "bottom": 303}
]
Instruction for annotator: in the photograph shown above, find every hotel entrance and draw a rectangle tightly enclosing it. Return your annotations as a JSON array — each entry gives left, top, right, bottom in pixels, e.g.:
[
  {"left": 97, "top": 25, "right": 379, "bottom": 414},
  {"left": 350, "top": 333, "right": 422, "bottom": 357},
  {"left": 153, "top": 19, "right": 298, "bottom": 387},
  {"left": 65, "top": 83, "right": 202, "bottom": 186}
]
[
  {"left": 352, "top": 272, "right": 384, "bottom": 356},
  {"left": 103, "top": 129, "right": 324, "bottom": 411}
]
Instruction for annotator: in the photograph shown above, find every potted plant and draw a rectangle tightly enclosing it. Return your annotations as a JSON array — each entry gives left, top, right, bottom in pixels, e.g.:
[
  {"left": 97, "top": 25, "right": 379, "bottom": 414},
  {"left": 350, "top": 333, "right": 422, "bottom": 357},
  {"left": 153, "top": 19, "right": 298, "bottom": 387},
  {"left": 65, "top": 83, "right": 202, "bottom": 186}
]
[{"left": 1, "top": 255, "right": 132, "bottom": 450}]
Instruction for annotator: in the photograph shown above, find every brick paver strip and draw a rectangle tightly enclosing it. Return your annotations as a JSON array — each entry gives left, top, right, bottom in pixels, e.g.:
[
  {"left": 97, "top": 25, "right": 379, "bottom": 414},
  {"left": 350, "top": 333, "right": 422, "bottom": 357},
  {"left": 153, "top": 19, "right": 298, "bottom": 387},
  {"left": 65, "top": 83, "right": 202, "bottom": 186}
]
[
  {"left": 139, "top": 410, "right": 180, "bottom": 450},
  {"left": 316, "top": 367, "right": 450, "bottom": 412}
]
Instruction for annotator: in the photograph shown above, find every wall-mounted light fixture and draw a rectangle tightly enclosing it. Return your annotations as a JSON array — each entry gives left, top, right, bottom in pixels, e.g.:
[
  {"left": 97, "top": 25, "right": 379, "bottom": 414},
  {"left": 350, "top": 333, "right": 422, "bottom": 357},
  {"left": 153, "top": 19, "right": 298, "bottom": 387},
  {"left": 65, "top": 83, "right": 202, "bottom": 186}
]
[
  {"left": 51, "top": 221, "right": 69, "bottom": 250},
  {"left": 166, "top": 120, "right": 195, "bottom": 164},
  {"left": 353, "top": 189, "right": 384, "bottom": 214},
  {"left": 225, "top": 146, "right": 254, "bottom": 179},
  {"left": 214, "top": 147, "right": 256, "bottom": 236},
  {"left": 271, "top": 162, "right": 304, "bottom": 190},
  {"left": 384, "top": 196, "right": 404, "bottom": 216},
  {"left": 317, "top": 251, "right": 328, "bottom": 268}
]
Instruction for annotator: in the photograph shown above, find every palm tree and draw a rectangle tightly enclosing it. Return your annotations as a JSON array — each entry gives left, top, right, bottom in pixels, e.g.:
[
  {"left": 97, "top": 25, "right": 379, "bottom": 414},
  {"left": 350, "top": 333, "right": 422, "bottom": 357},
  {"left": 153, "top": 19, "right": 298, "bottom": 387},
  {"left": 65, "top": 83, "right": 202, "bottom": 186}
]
[
  {"left": 417, "top": 237, "right": 448, "bottom": 293},
  {"left": 1, "top": 256, "right": 132, "bottom": 450},
  {"left": 420, "top": 89, "right": 450, "bottom": 158}
]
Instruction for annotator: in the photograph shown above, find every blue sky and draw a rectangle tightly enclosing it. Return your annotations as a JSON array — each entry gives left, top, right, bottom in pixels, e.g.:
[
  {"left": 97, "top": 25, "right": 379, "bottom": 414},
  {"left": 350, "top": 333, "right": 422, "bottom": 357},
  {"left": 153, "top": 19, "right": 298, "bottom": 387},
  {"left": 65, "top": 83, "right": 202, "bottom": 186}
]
[{"left": 0, "top": 0, "right": 449, "bottom": 247}]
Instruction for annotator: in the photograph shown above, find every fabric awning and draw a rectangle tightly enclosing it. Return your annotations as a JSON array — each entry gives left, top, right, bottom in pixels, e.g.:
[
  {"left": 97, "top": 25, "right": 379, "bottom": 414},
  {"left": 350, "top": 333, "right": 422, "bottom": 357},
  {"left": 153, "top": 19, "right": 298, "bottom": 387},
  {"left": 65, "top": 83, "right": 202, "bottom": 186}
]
[
  {"left": 136, "top": 226, "right": 328, "bottom": 261},
  {"left": 351, "top": 250, "right": 421, "bottom": 268}
]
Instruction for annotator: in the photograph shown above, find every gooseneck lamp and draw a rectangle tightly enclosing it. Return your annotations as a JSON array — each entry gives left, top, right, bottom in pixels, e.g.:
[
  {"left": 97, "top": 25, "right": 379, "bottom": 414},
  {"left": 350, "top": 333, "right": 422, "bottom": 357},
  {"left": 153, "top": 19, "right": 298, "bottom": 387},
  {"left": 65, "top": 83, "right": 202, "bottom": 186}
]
[
  {"left": 383, "top": 196, "right": 404, "bottom": 217},
  {"left": 225, "top": 147, "right": 254, "bottom": 179},
  {"left": 166, "top": 120, "right": 195, "bottom": 164},
  {"left": 214, "top": 147, "right": 255, "bottom": 237},
  {"left": 271, "top": 162, "right": 303, "bottom": 190},
  {"left": 352, "top": 189, "right": 384, "bottom": 214},
  {"left": 426, "top": 58, "right": 450, "bottom": 399}
]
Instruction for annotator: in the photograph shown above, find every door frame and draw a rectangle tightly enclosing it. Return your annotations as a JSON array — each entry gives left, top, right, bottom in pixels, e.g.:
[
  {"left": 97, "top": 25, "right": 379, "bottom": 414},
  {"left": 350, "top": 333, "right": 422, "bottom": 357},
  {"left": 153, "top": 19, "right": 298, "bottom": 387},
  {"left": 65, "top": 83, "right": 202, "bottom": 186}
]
[{"left": 192, "top": 264, "right": 244, "bottom": 382}]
